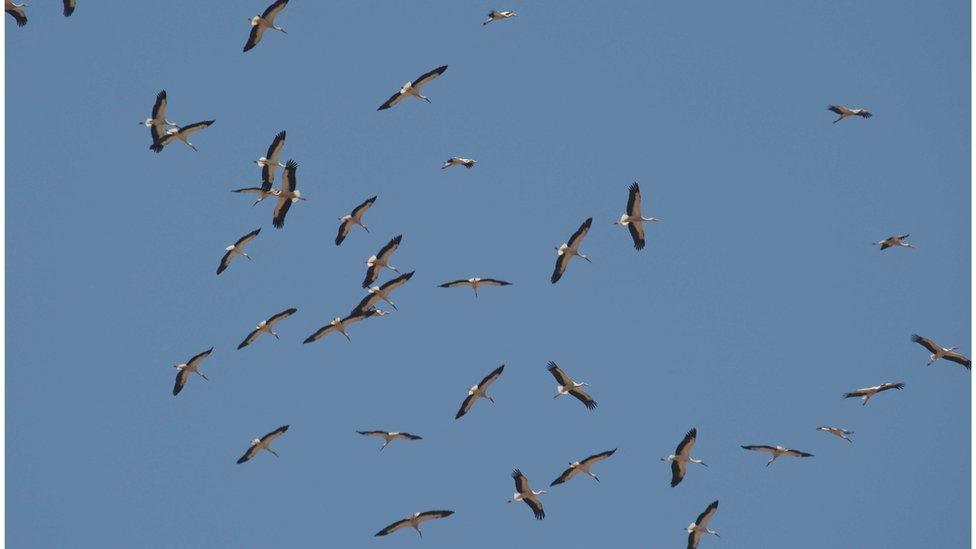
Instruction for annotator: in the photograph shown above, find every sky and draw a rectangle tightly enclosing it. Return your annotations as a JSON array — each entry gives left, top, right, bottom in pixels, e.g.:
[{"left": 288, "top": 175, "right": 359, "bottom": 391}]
[{"left": 5, "top": 1, "right": 971, "bottom": 547}]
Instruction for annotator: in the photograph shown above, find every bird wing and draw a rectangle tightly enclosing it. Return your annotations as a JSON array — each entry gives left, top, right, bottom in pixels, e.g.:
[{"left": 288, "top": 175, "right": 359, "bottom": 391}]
[
  {"left": 150, "top": 122, "right": 167, "bottom": 147},
  {"left": 63, "top": 0, "right": 75, "bottom": 16},
  {"left": 261, "top": 164, "right": 276, "bottom": 188},
  {"left": 378, "top": 270, "right": 414, "bottom": 293},
  {"left": 152, "top": 90, "right": 168, "bottom": 122},
  {"left": 361, "top": 264, "right": 382, "bottom": 289},
  {"left": 351, "top": 195, "right": 377, "bottom": 218},
  {"left": 695, "top": 500, "right": 719, "bottom": 529},
  {"left": 512, "top": 469, "right": 531, "bottom": 493},
  {"left": 357, "top": 430, "right": 387, "bottom": 438},
  {"left": 272, "top": 195, "right": 293, "bottom": 229},
  {"left": 741, "top": 445, "right": 777, "bottom": 454},
  {"left": 568, "top": 387, "right": 597, "bottom": 410},
  {"left": 280, "top": 159, "right": 298, "bottom": 193},
  {"left": 150, "top": 131, "right": 177, "bottom": 152},
  {"left": 551, "top": 251, "right": 572, "bottom": 283},
  {"left": 688, "top": 529, "right": 702, "bottom": 549},
  {"left": 266, "top": 130, "right": 286, "bottom": 164},
  {"left": 173, "top": 368, "right": 190, "bottom": 396},
  {"left": 352, "top": 293, "right": 380, "bottom": 315},
  {"left": 267, "top": 307, "right": 297, "bottom": 325},
  {"left": 395, "top": 432, "right": 423, "bottom": 440},
  {"left": 626, "top": 182, "right": 642, "bottom": 217},
  {"left": 237, "top": 327, "right": 262, "bottom": 350},
  {"left": 878, "top": 382, "right": 906, "bottom": 392},
  {"left": 377, "top": 89, "right": 406, "bottom": 111},
  {"left": 478, "top": 364, "right": 505, "bottom": 389},
  {"left": 236, "top": 443, "right": 260, "bottom": 464},
  {"left": 567, "top": 217, "right": 593, "bottom": 249},
  {"left": 546, "top": 361, "right": 574, "bottom": 386},
  {"left": 6, "top": 5, "right": 26, "bottom": 26},
  {"left": 581, "top": 448, "right": 616, "bottom": 467},
  {"left": 911, "top": 334, "right": 942, "bottom": 354},
  {"left": 550, "top": 465, "right": 579, "bottom": 486},
  {"left": 479, "top": 278, "right": 511, "bottom": 286},
  {"left": 827, "top": 105, "right": 848, "bottom": 115},
  {"left": 243, "top": 23, "right": 266, "bottom": 52},
  {"left": 179, "top": 120, "right": 214, "bottom": 137},
  {"left": 375, "top": 234, "right": 403, "bottom": 263},
  {"left": 412, "top": 65, "right": 448, "bottom": 89},
  {"left": 216, "top": 248, "right": 235, "bottom": 275},
  {"left": 843, "top": 389, "right": 868, "bottom": 399},
  {"left": 260, "top": 425, "right": 289, "bottom": 444},
  {"left": 676, "top": 428, "right": 697, "bottom": 458},
  {"left": 374, "top": 518, "right": 410, "bottom": 537},
  {"left": 627, "top": 220, "right": 646, "bottom": 250},
  {"left": 335, "top": 219, "right": 354, "bottom": 246},
  {"left": 187, "top": 347, "right": 214, "bottom": 369},
  {"left": 303, "top": 323, "right": 338, "bottom": 344},
  {"left": 261, "top": 0, "right": 288, "bottom": 23},
  {"left": 339, "top": 309, "right": 371, "bottom": 327},
  {"left": 416, "top": 510, "right": 453, "bottom": 523},
  {"left": 231, "top": 187, "right": 268, "bottom": 195},
  {"left": 943, "top": 351, "right": 972, "bottom": 369},
  {"left": 671, "top": 459, "right": 686, "bottom": 487},
  {"left": 235, "top": 228, "right": 262, "bottom": 248},
  {"left": 784, "top": 449, "right": 813, "bottom": 458},
  {"left": 455, "top": 393, "right": 478, "bottom": 419},
  {"left": 439, "top": 279, "right": 471, "bottom": 288},
  {"left": 523, "top": 496, "right": 545, "bottom": 520},
  {"left": 857, "top": 110, "right": 873, "bottom": 118}
]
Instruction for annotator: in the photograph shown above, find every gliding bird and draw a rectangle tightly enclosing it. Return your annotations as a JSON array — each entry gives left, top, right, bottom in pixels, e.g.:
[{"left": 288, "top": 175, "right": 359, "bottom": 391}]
[
  {"left": 336, "top": 196, "right": 376, "bottom": 245},
  {"left": 741, "top": 445, "right": 813, "bottom": 467},
  {"left": 236, "top": 425, "right": 289, "bottom": 464},
  {"left": 828, "top": 104, "right": 872, "bottom": 123},
  {"left": 378, "top": 65, "right": 448, "bottom": 110},
  {"left": 508, "top": 469, "right": 546, "bottom": 520},
  {"left": 686, "top": 500, "right": 720, "bottom": 549},
  {"left": 911, "top": 334, "right": 971, "bottom": 369},
  {"left": 243, "top": 0, "right": 288, "bottom": 53},
  {"left": 843, "top": 382, "right": 905, "bottom": 405},
  {"left": 874, "top": 234, "right": 913, "bottom": 250},
  {"left": 441, "top": 157, "right": 476, "bottom": 169},
  {"left": 438, "top": 277, "right": 511, "bottom": 297},
  {"left": 362, "top": 235, "right": 402, "bottom": 288},
  {"left": 303, "top": 308, "right": 388, "bottom": 344},
  {"left": 216, "top": 228, "right": 261, "bottom": 275},
  {"left": 661, "top": 428, "right": 708, "bottom": 487},
  {"left": 374, "top": 510, "right": 453, "bottom": 538},
  {"left": 141, "top": 90, "right": 177, "bottom": 146},
  {"left": 237, "top": 308, "right": 297, "bottom": 349},
  {"left": 455, "top": 364, "right": 504, "bottom": 419},
  {"left": 615, "top": 182, "right": 659, "bottom": 250},
  {"left": 254, "top": 130, "right": 286, "bottom": 185},
  {"left": 816, "top": 426, "right": 854, "bottom": 443},
  {"left": 354, "top": 271, "right": 414, "bottom": 313},
  {"left": 173, "top": 347, "right": 213, "bottom": 396},
  {"left": 272, "top": 159, "right": 305, "bottom": 229},
  {"left": 483, "top": 10, "right": 516, "bottom": 25},
  {"left": 547, "top": 361, "right": 596, "bottom": 410},
  {"left": 357, "top": 430, "right": 422, "bottom": 451},
  {"left": 150, "top": 120, "right": 215, "bottom": 152},
  {"left": 551, "top": 217, "right": 592, "bottom": 283},
  {"left": 550, "top": 449, "right": 616, "bottom": 486}
]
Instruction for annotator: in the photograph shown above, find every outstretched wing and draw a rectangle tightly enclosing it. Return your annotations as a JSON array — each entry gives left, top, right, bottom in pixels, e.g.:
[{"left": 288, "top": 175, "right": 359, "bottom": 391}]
[
  {"left": 911, "top": 334, "right": 941, "bottom": 354},
  {"left": 567, "top": 217, "right": 593, "bottom": 249},
  {"left": 374, "top": 518, "right": 410, "bottom": 537},
  {"left": 412, "top": 65, "right": 448, "bottom": 88},
  {"left": 568, "top": 387, "right": 597, "bottom": 410},
  {"left": 478, "top": 364, "right": 505, "bottom": 389},
  {"left": 172, "top": 368, "right": 190, "bottom": 396},
  {"left": 546, "top": 361, "right": 574, "bottom": 386},
  {"left": 237, "top": 327, "right": 263, "bottom": 350}
]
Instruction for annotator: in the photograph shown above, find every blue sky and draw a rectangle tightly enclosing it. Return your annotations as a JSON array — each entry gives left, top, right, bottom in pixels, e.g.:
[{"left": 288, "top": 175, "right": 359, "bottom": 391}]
[{"left": 6, "top": 1, "right": 970, "bottom": 547}]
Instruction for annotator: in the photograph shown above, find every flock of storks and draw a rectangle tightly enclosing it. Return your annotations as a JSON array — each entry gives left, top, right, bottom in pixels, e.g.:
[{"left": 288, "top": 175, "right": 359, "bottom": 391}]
[{"left": 9, "top": 0, "right": 970, "bottom": 546}]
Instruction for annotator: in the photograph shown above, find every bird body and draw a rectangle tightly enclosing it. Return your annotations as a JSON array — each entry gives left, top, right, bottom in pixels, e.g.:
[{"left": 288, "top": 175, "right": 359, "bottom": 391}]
[
  {"left": 546, "top": 361, "right": 596, "bottom": 409},
  {"left": 686, "top": 500, "right": 720, "bottom": 549},
  {"left": 874, "top": 234, "right": 913, "bottom": 250},
  {"left": 484, "top": 10, "right": 516, "bottom": 25},
  {"left": 271, "top": 159, "right": 305, "bottom": 229}
]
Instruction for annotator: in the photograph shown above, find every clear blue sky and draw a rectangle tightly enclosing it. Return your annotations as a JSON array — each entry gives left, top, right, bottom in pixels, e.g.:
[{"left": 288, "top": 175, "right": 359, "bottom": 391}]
[{"left": 6, "top": 1, "right": 970, "bottom": 547}]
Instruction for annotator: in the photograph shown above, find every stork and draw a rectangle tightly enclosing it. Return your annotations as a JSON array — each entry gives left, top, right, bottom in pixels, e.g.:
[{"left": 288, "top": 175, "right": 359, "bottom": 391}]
[
  {"left": 216, "top": 228, "right": 261, "bottom": 275},
  {"left": 551, "top": 217, "right": 592, "bottom": 283},
  {"left": 374, "top": 510, "right": 453, "bottom": 538},
  {"left": 237, "top": 308, "right": 297, "bottom": 349},
  {"left": 615, "top": 182, "right": 659, "bottom": 250},
  {"left": 63, "top": 0, "right": 74, "bottom": 16},
  {"left": 336, "top": 196, "right": 376, "bottom": 245},
  {"left": 441, "top": 157, "right": 476, "bottom": 169},
  {"left": 550, "top": 449, "right": 616, "bottom": 486},
  {"left": 244, "top": 0, "right": 288, "bottom": 52},
  {"left": 508, "top": 469, "right": 546, "bottom": 519},
  {"left": 303, "top": 308, "right": 387, "bottom": 344},
  {"left": 357, "top": 430, "right": 422, "bottom": 451},
  {"left": 378, "top": 65, "right": 448, "bottom": 110},
  {"left": 455, "top": 364, "right": 504, "bottom": 419},
  {"left": 254, "top": 130, "right": 286, "bottom": 185},
  {"left": 5, "top": 1, "right": 27, "bottom": 26},
  {"left": 816, "top": 426, "right": 854, "bottom": 443},
  {"left": 741, "top": 445, "right": 813, "bottom": 467},
  {"left": 843, "top": 382, "right": 905, "bottom": 406},
  {"left": 661, "top": 428, "right": 707, "bottom": 487},
  {"left": 271, "top": 159, "right": 305, "bottom": 229},
  {"left": 438, "top": 277, "right": 511, "bottom": 297},
  {"left": 362, "top": 235, "right": 402, "bottom": 288},
  {"left": 150, "top": 120, "right": 215, "bottom": 152},
  {"left": 483, "top": 10, "right": 516, "bottom": 25},
  {"left": 911, "top": 334, "right": 971, "bottom": 369},
  {"left": 231, "top": 184, "right": 275, "bottom": 206},
  {"left": 236, "top": 425, "right": 289, "bottom": 464},
  {"left": 686, "top": 500, "right": 720, "bottom": 549},
  {"left": 172, "top": 347, "right": 213, "bottom": 396},
  {"left": 828, "top": 104, "right": 872, "bottom": 123},
  {"left": 546, "top": 361, "right": 596, "bottom": 410},
  {"left": 874, "top": 234, "right": 913, "bottom": 250},
  {"left": 354, "top": 271, "right": 414, "bottom": 313},
  {"left": 141, "top": 90, "right": 177, "bottom": 147}
]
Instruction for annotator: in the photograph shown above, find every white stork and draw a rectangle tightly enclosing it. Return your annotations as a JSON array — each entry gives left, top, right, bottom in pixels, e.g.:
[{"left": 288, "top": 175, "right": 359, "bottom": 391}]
[
  {"left": 303, "top": 308, "right": 388, "bottom": 344},
  {"left": 5, "top": 1, "right": 26, "bottom": 26},
  {"left": 243, "top": 0, "right": 288, "bottom": 53},
  {"left": 236, "top": 425, "right": 289, "bottom": 464},
  {"left": 378, "top": 65, "right": 448, "bottom": 110},
  {"left": 141, "top": 90, "right": 177, "bottom": 147},
  {"left": 438, "top": 277, "right": 511, "bottom": 297},
  {"left": 237, "top": 308, "right": 297, "bottom": 349},
  {"left": 483, "top": 10, "right": 516, "bottom": 25},
  {"left": 546, "top": 361, "right": 596, "bottom": 410},
  {"left": 441, "top": 157, "right": 476, "bottom": 169},
  {"left": 508, "top": 469, "right": 546, "bottom": 520},
  {"left": 551, "top": 217, "right": 592, "bottom": 283},
  {"left": 911, "top": 334, "right": 971, "bottom": 369},
  {"left": 661, "top": 428, "right": 707, "bottom": 487},
  {"left": 455, "top": 364, "right": 504, "bottom": 419},
  {"left": 63, "top": 0, "right": 74, "bottom": 16},
  {"left": 828, "top": 104, "right": 872, "bottom": 123},
  {"left": 216, "top": 228, "right": 261, "bottom": 275},
  {"left": 271, "top": 159, "right": 305, "bottom": 229},
  {"left": 150, "top": 120, "right": 215, "bottom": 153},
  {"left": 741, "top": 445, "right": 813, "bottom": 467},
  {"left": 254, "top": 130, "right": 286, "bottom": 185},
  {"left": 615, "top": 182, "right": 659, "bottom": 250},
  {"left": 354, "top": 271, "right": 414, "bottom": 313},
  {"left": 362, "top": 235, "right": 402, "bottom": 288},
  {"left": 816, "top": 426, "right": 854, "bottom": 443},
  {"left": 874, "top": 234, "right": 913, "bottom": 250},
  {"left": 173, "top": 347, "right": 213, "bottom": 396},
  {"left": 336, "top": 196, "right": 376, "bottom": 246},
  {"left": 357, "top": 430, "right": 422, "bottom": 451},
  {"left": 843, "top": 382, "right": 905, "bottom": 406},
  {"left": 686, "top": 500, "right": 720, "bottom": 549},
  {"left": 550, "top": 449, "right": 616, "bottom": 486},
  {"left": 374, "top": 510, "right": 453, "bottom": 538},
  {"left": 231, "top": 183, "right": 275, "bottom": 206}
]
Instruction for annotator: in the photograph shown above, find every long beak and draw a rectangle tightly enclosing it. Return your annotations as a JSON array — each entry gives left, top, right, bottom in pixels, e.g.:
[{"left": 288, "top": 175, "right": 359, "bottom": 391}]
[
  {"left": 362, "top": 226, "right": 370, "bottom": 233},
  {"left": 552, "top": 393, "right": 560, "bottom": 399},
  {"left": 700, "top": 462, "right": 709, "bottom": 468},
  {"left": 272, "top": 333, "right": 279, "bottom": 340},
  {"left": 389, "top": 302, "right": 398, "bottom": 311},
  {"left": 593, "top": 476, "right": 600, "bottom": 483},
  {"left": 487, "top": 396, "right": 495, "bottom": 404},
  {"left": 199, "top": 373, "right": 209, "bottom": 381},
  {"left": 270, "top": 449, "right": 279, "bottom": 457},
  {"left": 343, "top": 332, "right": 351, "bottom": 342}
]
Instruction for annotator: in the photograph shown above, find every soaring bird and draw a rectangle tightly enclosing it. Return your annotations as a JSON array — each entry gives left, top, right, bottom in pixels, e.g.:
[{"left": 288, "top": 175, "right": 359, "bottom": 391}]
[
  {"left": 843, "top": 382, "right": 905, "bottom": 406},
  {"left": 378, "top": 65, "right": 448, "bottom": 110},
  {"left": 686, "top": 500, "right": 720, "bottom": 549},
  {"left": 483, "top": 10, "right": 516, "bottom": 25},
  {"left": 816, "top": 426, "right": 854, "bottom": 444},
  {"left": 362, "top": 235, "right": 402, "bottom": 288},
  {"left": 828, "top": 104, "right": 872, "bottom": 123},
  {"left": 231, "top": 184, "right": 275, "bottom": 206},
  {"left": 615, "top": 182, "right": 659, "bottom": 250},
  {"left": 303, "top": 308, "right": 388, "bottom": 343},
  {"left": 354, "top": 271, "right": 414, "bottom": 313},
  {"left": 237, "top": 308, "right": 298, "bottom": 349},
  {"left": 550, "top": 449, "right": 616, "bottom": 486},
  {"left": 551, "top": 218, "right": 592, "bottom": 283},
  {"left": 874, "top": 234, "right": 913, "bottom": 250},
  {"left": 244, "top": 0, "right": 289, "bottom": 52},
  {"left": 356, "top": 430, "right": 422, "bottom": 451},
  {"left": 5, "top": 1, "right": 27, "bottom": 26},
  {"left": 141, "top": 90, "right": 177, "bottom": 147},
  {"left": 508, "top": 469, "right": 546, "bottom": 520},
  {"left": 236, "top": 425, "right": 289, "bottom": 464},
  {"left": 217, "top": 228, "right": 261, "bottom": 275},
  {"left": 911, "top": 334, "right": 971, "bottom": 369},
  {"left": 254, "top": 130, "right": 286, "bottom": 185},
  {"left": 741, "top": 445, "right": 813, "bottom": 467},
  {"left": 336, "top": 196, "right": 376, "bottom": 245},
  {"left": 271, "top": 159, "right": 305, "bottom": 229},
  {"left": 441, "top": 157, "right": 476, "bottom": 169},
  {"left": 374, "top": 510, "right": 453, "bottom": 538},
  {"left": 438, "top": 277, "right": 511, "bottom": 297},
  {"left": 661, "top": 428, "right": 707, "bottom": 487},
  {"left": 455, "top": 364, "right": 504, "bottom": 419},
  {"left": 150, "top": 120, "right": 215, "bottom": 152},
  {"left": 173, "top": 347, "right": 213, "bottom": 396},
  {"left": 547, "top": 361, "right": 596, "bottom": 410}
]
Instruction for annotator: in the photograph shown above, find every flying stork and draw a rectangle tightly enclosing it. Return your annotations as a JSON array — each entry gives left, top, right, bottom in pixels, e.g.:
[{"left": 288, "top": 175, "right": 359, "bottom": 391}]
[
  {"left": 741, "top": 445, "right": 813, "bottom": 467},
  {"left": 272, "top": 159, "right": 305, "bottom": 229},
  {"left": 141, "top": 90, "right": 177, "bottom": 146},
  {"left": 5, "top": 1, "right": 26, "bottom": 26},
  {"left": 354, "top": 271, "right": 414, "bottom": 313},
  {"left": 377, "top": 65, "right": 448, "bottom": 110},
  {"left": 438, "top": 277, "right": 511, "bottom": 297},
  {"left": 550, "top": 448, "right": 616, "bottom": 486},
  {"left": 546, "top": 361, "right": 597, "bottom": 410},
  {"left": 216, "top": 228, "right": 261, "bottom": 275},
  {"left": 63, "top": 0, "right": 74, "bottom": 16},
  {"left": 244, "top": 0, "right": 288, "bottom": 53},
  {"left": 816, "top": 426, "right": 854, "bottom": 443},
  {"left": 911, "top": 334, "right": 971, "bottom": 369},
  {"left": 375, "top": 510, "right": 453, "bottom": 538},
  {"left": 357, "top": 430, "right": 422, "bottom": 451},
  {"left": 615, "top": 182, "right": 659, "bottom": 250},
  {"left": 828, "top": 104, "right": 872, "bottom": 123},
  {"left": 661, "top": 428, "right": 708, "bottom": 487},
  {"left": 150, "top": 120, "right": 215, "bottom": 152},
  {"left": 551, "top": 217, "right": 592, "bottom": 283},
  {"left": 508, "top": 469, "right": 546, "bottom": 520},
  {"left": 231, "top": 184, "right": 275, "bottom": 206},
  {"left": 843, "top": 382, "right": 905, "bottom": 406},
  {"left": 303, "top": 308, "right": 388, "bottom": 344},
  {"left": 686, "top": 500, "right": 720, "bottom": 549},
  {"left": 236, "top": 425, "right": 289, "bottom": 464},
  {"left": 172, "top": 347, "right": 213, "bottom": 396},
  {"left": 237, "top": 308, "right": 298, "bottom": 349},
  {"left": 874, "top": 234, "right": 913, "bottom": 250},
  {"left": 336, "top": 196, "right": 376, "bottom": 245},
  {"left": 441, "top": 157, "right": 476, "bottom": 169},
  {"left": 254, "top": 130, "right": 286, "bottom": 185},
  {"left": 483, "top": 10, "right": 516, "bottom": 25},
  {"left": 455, "top": 364, "right": 504, "bottom": 419},
  {"left": 362, "top": 235, "right": 402, "bottom": 288}
]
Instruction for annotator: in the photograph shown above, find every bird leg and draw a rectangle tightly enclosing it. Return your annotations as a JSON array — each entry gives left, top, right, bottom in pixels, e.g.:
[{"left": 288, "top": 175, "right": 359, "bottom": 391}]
[{"left": 197, "top": 372, "right": 209, "bottom": 381}]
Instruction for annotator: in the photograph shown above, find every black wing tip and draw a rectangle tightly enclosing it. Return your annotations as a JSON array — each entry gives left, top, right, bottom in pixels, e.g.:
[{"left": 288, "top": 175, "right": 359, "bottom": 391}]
[
  {"left": 582, "top": 217, "right": 593, "bottom": 227},
  {"left": 629, "top": 181, "right": 639, "bottom": 192},
  {"left": 584, "top": 400, "right": 598, "bottom": 410},
  {"left": 237, "top": 342, "right": 248, "bottom": 350},
  {"left": 512, "top": 468, "right": 523, "bottom": 479},
  {"left": 910, "top": 334, "right": 923, "bottom": 342},
  {"left": 236, "top": 457, "right": 248, "bottom": 464}
]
